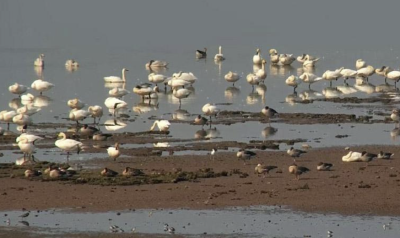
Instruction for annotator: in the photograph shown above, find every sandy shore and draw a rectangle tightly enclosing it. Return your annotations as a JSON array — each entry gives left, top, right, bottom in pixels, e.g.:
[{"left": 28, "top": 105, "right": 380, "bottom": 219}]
[{"left": 0, "top": 145, "right": 399, "bottom": 216}]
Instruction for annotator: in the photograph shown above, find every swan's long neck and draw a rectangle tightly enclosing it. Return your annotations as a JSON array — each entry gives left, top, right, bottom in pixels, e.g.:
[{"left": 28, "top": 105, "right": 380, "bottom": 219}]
[
  {"left": 261, "top": 62, "right": 265, "bottom": 70},
  {"left": 122, "top": 69, "right": 126, "bottom": 82},
  {"left": 219, "top": 46, "right": 222, "bottom": 55},
  {"left": 150, "top": 121, "right": 158, "bottom": 131}
]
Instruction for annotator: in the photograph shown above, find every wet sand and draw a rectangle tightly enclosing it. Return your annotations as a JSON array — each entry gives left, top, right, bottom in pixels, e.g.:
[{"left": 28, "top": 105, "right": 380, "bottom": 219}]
[{"left": 0, "top": 145, "right": 399, "bottom": 216}]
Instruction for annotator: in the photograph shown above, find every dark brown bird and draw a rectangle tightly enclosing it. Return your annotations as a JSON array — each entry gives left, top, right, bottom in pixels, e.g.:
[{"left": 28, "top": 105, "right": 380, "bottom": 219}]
[
  {"left": 101, "top": 167, "right": 118, "bottom": 177},
  {"left": 317, "top": 162, "right": 333, "bottom": 171}
]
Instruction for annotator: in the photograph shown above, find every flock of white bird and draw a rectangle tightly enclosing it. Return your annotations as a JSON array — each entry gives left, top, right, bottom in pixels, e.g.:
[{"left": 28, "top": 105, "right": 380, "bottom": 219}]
[{"left": 2, "top": 46, "right": 400, "bottom": 177}]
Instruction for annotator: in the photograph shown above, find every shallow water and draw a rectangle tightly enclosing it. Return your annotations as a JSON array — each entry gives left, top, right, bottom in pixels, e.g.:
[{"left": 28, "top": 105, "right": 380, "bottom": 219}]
[{"left": 0, "top": 207, "right": 399, "bottom": 237}]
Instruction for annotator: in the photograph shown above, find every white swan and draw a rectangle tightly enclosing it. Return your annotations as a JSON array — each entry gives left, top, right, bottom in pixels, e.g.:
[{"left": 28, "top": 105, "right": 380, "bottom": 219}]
[
  {"left": 246, "top": 73, "right": 261, "bottom": 87},
  {"left": 269, "top": 49, "right": 279, "bottom": 64},
  {"left": 173, "top": 88, "right": 191, "bottom": 105},
  {"left": 31, "top": 79, "right": 54, "bottom": 95},
  {"left": 253, "top": 48, "right": 262, "bottom": 64},
  {"left": 16, "top": 133, "right": 43, "bottom": 143},
  {"left": 172, "top": 71, "right": 198, "bottom": 85},
  {"left": 0, "top": 110, "right": 17, "bottom": 129},
  {"left": 384, "top": 68, "right": 400, "bottom": 87},
  {"left": 167, "top": 78, "right": 191, "bottom": 89},
  {"left": 357, "top": 65, "right": 375, "bottom": 81},
  {"left": 356, "top": 59, "right": 366, "bottom": 70},
  {"left": 146, "top": 60, "right": 168, "bottom": 68},
  {"left": 109, "top": 87, "right": 129, "bottom": 98},
  {"left": 297, "top": 54, "right": 318, "bottom": 63},
  {"left": 148, "top": 73, "right": 167, "bottom": 86},
  {"left": 65, "top": 59, "right": 79, "bottom": 67},
  {"left": 224, "top": 71, "right": 241, "bottom": 86},
  {"left": 67, "top": 98, "right": 85, "bottom": 109},
  {"left": 202, "top": 103, "right": 220, "bottom": 122},
  {"left": 55, "top": 132, "right": 84, "bottom": 158},
  {"left": 88, "top": 105, "right": 103, "bottom": 123},
  {"left": 279, "top": 54, "right": 296, "bottom": 66},
  {"left": 342, "top": 151, "right": 362, "bottom": 162},
  {"left": 107, "top": 142, "right": 121, "bottom": 161},
  {"left": 150, "top": 120, "right": 171, "bottom": 132},
  {"left": 340, "top": 68, "right": 357, "bottom": 82},
  {"left": 9, "top": 83, "right": 28, "bottom": 96},
  {"left": 299, "top": 73, "right": 323, "bottom": 88},
  {"left": 214, "top": 46, "right": 225, "bottom": 61},
  {"left": 256, "top": 59, "right": 267, "bottom": 80},
  {"left": 133, "top": 83, "right": 159, "bottom": 100},
  {"left": 322, "top": 67, "right": 343, "bottom": 86},
  {"left": 69, "top": 109, "right": 90, "bottom": 125},
  {"left": 104, "top": 97, "right": 128, "bottom": 116},
  {"left": 285, "top": 75, "right": 302, "bottom": 92},
  {"left": 104, "top": 68, "right": 129, "bottom": 83},
  {"left": 302, "top": 55, "right": 319, "bottom": 68},
  {"left": 18, "top": 137, "right": 36, "bottom": 159},
  {"left": 34, "top": 54, "right": 44, "bottom": 67}
]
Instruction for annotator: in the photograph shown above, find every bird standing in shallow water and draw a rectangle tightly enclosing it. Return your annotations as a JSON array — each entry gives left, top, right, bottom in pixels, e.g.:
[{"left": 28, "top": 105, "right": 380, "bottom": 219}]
[
  {"left": 261, "top": 106, "right": 277, "bottom": 126},
  {"left": 193, "top": 115, "right": 208, "bottom": 127},
  {"left": 210, "top": 148, "right": 217, "bottom": 160},
  {"left": 107, "top": 142, "right": 121, "bottom": 161},
  {"left": 196, "top": 47, "right": 207, "bottom": 59}
]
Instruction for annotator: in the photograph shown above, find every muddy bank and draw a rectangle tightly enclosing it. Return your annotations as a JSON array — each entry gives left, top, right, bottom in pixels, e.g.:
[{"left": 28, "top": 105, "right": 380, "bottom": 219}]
[{"left": 1, "top": 145, "right": 400, "bottom": 216}]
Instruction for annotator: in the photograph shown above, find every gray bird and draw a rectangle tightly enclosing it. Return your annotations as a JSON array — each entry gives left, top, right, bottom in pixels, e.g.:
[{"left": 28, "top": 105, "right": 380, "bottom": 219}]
[
  {"left": 317, "top": 162, "right": 333, "bottom": 171},
  {"left": 287, "top": 147, "right": 307, "bottom": 157},
  {"left": 196, "top": 47, "right": 207, "bottom": 59},
  {"left": 237, "top": 149, "right": 256, "bottom": 161},
  {"left": 92, "top": 131, "right": 113, "bottom": 141},
  {"left": 360, "top": 151, "right": 377, "bottom": 162},
  {"left": 288, "top": 163, "right": 310, "bottom": 180},
  {"left": 255, "top": 164, "right": 278, "bottom": 177},
  {"left": 377, "top": 151, "right": 394, "bottom": 160},
  {"left": 19, "top": 212, "right": 30, "bottom": 219},
  {"left": 261, "top": 106, "right": 278, "bottom": 125}
]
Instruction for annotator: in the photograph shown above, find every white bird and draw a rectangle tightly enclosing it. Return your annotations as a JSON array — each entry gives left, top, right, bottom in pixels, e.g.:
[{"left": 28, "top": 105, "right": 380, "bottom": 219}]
[
  {"left": 253, "top": 48, "right": 262, "bottom": 64},
  {"left": 342, "top": 151, "right": 362, "bottom": 162},
  {"left": 340, "top": 68, "right": 357, "bottom": 82},
  {"left": 269, "top": 49, "right": 280, "bottom": 64},
  {"left": 108, "top": 87, "right": 129, "bottom": 98},
  {"left": 88, "top": 105, "right": 103, "bottom": 124},
  {"left": 172, "top": 71, "right": 198, "bottom": 85},
  {"left": 133, "top": 83, "right": 159, "bottom": 100},
  {"left": 202, "top": 103, "right": 220, "bottom": 122},
  {"left": 65, "top": 59, "right": 79, "bottom": 67},
  {"left": 173, "top": 88, "right": 191, "bottom": 106},
  {"left": 16, "top": 133, "right": 43, "bottom": 143},
  {"left": 285, "top": 75, "right": 302, "bottom": 92},
  {"left": 148, "top": 73, "right": 167, "bottom": 86},
  {"left": 104, "top": 97, "right": 128, "bottom": 116},
  {"left": 302, "top": 55, "right": 319, "bottom": 68},
  {"left": 31, "top": 79, "right": 54, "bottom": 95},
  {"left": 167, "top": 78, "right": 191, "bottom": 89},
  {"left": 357, "top": 65, "right": 375, "bottom": 81},
  {"left": 104, "top": 68, "right": 129, "bottom": 83},
  {"left": 69, "top": 109, "right": 90, "bottom": 125},
  {"left": 375, "top": 66, "right": 391, "bottom": 82},
  {"left": 279, "top": 54, "right": 295, "bottom": 66},
  {"left": 67, "top": 98, "right": 85, "bottom": 109},
  {"left": 356, "top": 59, "right": 366, "bottom": 70},
  {"left": 34, "top": 54, "right": 44, "bottom": 67},
  {"left": 256, "top": 59, "right": 267, "bottom": 80},
  {"left": 0, "top": 110, "right": 17, "bottom": 130},
  {"left": 391, "top": 109, "right": 400, "bottom": 125},
  {"left": 322, "top": 67, "right": 343, "bottom": 87},
  {"left": 146, "top": 60, "right": 168, "bottom": 68},
  {"left": 224, "top": 71, "right": 241, "bottom": 86},
  {"left": 12, "top": 113, "right": 31, "bottom": 125},
  {"left": 246, "top": 73, "right": 261, "bottom": 87},
  {"left": 214, "top": 46, "right": 225, "bottom": 61},
  {"left": 9, "top": 83, "right": 28, "bottom": 96},
  {"left": 384, "top": 68, "right": 400, "bottom": 87},
  {"left": 55, "top": 132, "right": 84, "bottom": 160},
  {"left": 107, "top": 142, "right": 121, "bottom": 161},
  {"left": 18, "top": 137, "right": 36, "bottom": 159},
  {"left": 298, "top": 73, "right": 323, "bottom": 89},
  {"left": 150, "top": 120, "right": 171, "bottom": 132},
  {"left": 297, "top": 54, "right": 318, "bottom": 63}
]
